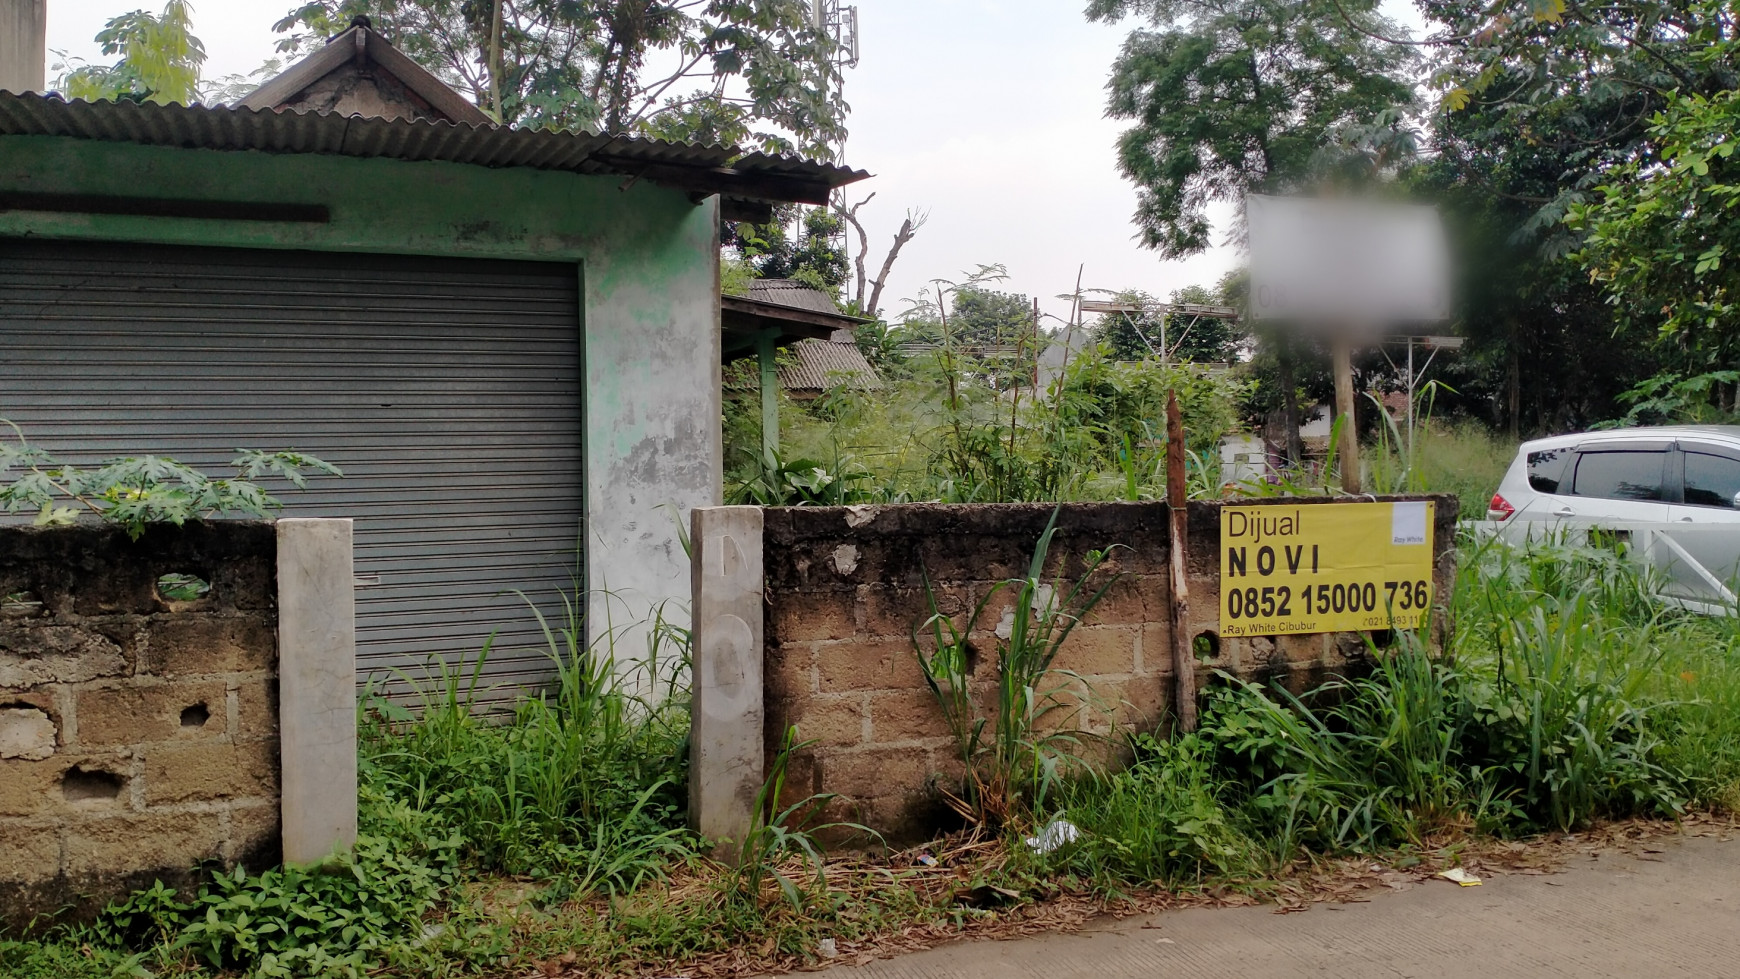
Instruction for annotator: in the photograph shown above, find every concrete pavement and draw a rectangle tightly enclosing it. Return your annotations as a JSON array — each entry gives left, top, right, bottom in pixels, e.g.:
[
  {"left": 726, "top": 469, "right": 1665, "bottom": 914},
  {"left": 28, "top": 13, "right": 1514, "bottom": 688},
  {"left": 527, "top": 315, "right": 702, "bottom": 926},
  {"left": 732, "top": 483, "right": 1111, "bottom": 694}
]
[{"left": 828, "top": 834, "right": 1739, "bottom": 978}]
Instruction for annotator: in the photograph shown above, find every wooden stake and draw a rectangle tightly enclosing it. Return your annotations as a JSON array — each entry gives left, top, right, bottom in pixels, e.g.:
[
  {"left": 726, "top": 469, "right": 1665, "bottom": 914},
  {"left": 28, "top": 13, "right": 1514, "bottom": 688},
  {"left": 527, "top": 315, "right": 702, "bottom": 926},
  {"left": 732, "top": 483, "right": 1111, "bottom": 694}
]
[
  {"left": 1332, "top": 335, "right": 1362, "bottom": 494},
  {"left": 1166, "top": 390, "right": 1198, "bottom": 732}
]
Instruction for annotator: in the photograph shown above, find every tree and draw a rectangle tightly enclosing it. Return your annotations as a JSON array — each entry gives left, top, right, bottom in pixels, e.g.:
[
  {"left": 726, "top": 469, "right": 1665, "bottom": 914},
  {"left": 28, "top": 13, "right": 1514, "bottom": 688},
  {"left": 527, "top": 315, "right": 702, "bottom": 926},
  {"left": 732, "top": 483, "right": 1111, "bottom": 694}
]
[
  {"left": 1087, "top": 0, "right": 1417, "bottom": 259},
  {"left": 947, "top": 287, "right": 1033, "bottom": 348},
  {"left": 56, "top": 0, "right": 204, "bottom": 106},
  {"left": 1571, "top": 88, "right": 1740, "bottom": 404},
  {"left": 835, "top": 193, "right": 926, "bottom": 318},
  {"left": 726, "top": 205, "right": 848, "bottom": 294},
  {"left": 1096, "top": 283, "right": 1245, "bottom": 363},
  {"left": 274, "top": 0, "right": 846, "bottom": 152}
]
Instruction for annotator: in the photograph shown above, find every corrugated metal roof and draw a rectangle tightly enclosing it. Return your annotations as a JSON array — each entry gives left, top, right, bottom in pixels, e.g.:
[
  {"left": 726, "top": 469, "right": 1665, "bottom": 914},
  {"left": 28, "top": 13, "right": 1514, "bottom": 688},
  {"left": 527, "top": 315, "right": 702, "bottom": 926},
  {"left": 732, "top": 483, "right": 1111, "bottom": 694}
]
[
  {"left": 779, "top": 338, "right": 882, "bottom": 392},
  {"left": 0, "top": 92, "right": 866, "bottom": 205},
  {"left": 747, "top": 278, "right": 846, "bottom": 316}
]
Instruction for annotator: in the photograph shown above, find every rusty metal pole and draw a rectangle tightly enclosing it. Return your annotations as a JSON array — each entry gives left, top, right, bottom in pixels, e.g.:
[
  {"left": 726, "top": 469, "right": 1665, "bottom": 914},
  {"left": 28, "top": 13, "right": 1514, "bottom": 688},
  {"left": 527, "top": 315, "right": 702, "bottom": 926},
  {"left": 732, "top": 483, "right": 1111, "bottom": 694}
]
[{"left": 1166, "top": 390, "right": 1199, "bottom": 732}]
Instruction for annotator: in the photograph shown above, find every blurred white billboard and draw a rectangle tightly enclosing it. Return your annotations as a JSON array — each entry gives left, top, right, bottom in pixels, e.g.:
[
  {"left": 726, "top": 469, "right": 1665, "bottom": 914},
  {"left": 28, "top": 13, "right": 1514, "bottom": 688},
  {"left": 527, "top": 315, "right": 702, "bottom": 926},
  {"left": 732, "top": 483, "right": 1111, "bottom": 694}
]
[{"left": 1246, "top": 195, "right": 1450, "bottom": 327}]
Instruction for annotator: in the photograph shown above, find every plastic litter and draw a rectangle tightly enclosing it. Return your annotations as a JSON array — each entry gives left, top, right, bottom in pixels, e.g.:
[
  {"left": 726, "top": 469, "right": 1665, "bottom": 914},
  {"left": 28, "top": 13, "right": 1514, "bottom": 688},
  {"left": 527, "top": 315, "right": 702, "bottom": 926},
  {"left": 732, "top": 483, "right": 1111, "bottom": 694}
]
[
  {"left": 916, "top": 852, "right": 938, "bottom": 867},
  {"left": 817, "top": 938, "right": 838, "bottom": 959},
  {"left": 1025, "top": 818, "right": 1081, "bottom": 854},
  {"left": 1435, "top": 867, "right": 1482, "bottom": 886}
]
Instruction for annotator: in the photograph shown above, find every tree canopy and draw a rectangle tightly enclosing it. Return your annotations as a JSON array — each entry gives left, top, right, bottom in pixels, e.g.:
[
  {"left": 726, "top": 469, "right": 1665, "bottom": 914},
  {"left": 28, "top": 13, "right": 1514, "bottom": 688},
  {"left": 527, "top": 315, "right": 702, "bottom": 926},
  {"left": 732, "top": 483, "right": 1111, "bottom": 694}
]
[
  {"left": 274, "top": 0, "right": 845, "bottom": 152},
  {"left": 1089, "top": 0, "right": 1417, "bottom": 259}
]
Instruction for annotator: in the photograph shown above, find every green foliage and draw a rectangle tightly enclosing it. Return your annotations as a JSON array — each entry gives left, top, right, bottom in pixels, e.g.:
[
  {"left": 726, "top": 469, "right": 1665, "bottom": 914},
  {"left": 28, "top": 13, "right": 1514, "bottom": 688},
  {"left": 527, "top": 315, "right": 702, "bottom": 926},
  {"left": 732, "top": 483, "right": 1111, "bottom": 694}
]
[
  {"left": 725, "top": 446, "right": 874, "bottom": 506},
  {"left": 1572, "top": 89, "right": 1740, "bottom": 386},
  {"left": 93, "top": 813, "right": 464, "bottom": 977},
  {"left": 730, "top": 725, "right": 876, "bottom": 908},
  {"left": 1053, "top": 732, "right": 1266, "bottom": 889},
  {"left": 1093, "top": 284, "right": 1243, "bottom": 364},
  {"left": 913, "top": 509, "right": 1122, "bottom": 829},
  {"left": 0, "top": 422, "right": 341, "bottom": 540},
  {"left": 359, "top": 591, "right": 694, "bottom": 890},
  {"left": 57, "top": 0, "right": 205, "bottom": 105},
  {"left": 730, "top": 206, "right": 849, "bottom": 292},
  {"left": 274, "top": 0, "right": 846, "bottom": 152},
  {"left": 1088, "top": 0, "right": 1416, "bottom": 258}
]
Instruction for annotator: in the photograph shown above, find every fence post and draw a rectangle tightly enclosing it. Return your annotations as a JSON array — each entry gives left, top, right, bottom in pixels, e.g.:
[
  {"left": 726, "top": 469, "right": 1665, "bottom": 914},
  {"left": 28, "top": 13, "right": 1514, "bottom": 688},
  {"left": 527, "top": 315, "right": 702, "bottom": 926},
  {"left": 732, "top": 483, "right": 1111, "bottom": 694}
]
[
  {"left": 688, "top": 506, "right": 766, "bottom": 849},
  {"left": 276, "top": 518, "right": 358, "bottom": 864}
]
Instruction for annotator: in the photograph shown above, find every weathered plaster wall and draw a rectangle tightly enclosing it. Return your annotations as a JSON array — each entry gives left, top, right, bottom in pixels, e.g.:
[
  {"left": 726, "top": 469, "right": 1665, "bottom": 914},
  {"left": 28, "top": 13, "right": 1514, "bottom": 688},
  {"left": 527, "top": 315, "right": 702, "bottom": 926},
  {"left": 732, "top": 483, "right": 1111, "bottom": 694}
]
[
  {"left": 759, "top": 498, "right": 1460, "bottom": 841},
  {"left": 0, "top": 523, "right": 281, "bottom": 929},
  {"left": 0, "top": 135, "right": 722, "bottom": 667}
]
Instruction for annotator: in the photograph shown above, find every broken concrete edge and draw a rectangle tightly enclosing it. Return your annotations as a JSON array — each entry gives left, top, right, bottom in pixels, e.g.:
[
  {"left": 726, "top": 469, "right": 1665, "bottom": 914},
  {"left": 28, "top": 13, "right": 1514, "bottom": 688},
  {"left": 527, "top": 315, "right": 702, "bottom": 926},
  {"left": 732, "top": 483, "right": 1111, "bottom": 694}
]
[
  {"left": 275, "top": 518, "right": 358, "bottom": 864},
  {"left": 688, "top": 506, "right": 765, "bottom": 852}
]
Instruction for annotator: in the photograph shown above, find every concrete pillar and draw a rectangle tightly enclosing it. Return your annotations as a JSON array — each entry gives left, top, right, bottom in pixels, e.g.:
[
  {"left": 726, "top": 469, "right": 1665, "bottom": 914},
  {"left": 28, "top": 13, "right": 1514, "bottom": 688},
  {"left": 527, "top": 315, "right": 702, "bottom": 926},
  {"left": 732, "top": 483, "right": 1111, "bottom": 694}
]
[
  {"left": 0, "top": 1, "right": 46, "bottom": 95},
  {"left": 275, "top": 518, "right": 358, "bottom": 864},
  {"left": 688, "top": 505, "right": 764, "bottom": 847}
]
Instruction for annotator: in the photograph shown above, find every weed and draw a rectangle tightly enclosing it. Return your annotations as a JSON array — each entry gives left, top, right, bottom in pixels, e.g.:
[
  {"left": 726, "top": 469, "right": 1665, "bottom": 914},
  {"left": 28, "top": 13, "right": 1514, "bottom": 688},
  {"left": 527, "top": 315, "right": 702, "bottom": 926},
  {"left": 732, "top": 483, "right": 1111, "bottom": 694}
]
[{"left": 914, "top": 507, "right": 1122, "bottom": 829}]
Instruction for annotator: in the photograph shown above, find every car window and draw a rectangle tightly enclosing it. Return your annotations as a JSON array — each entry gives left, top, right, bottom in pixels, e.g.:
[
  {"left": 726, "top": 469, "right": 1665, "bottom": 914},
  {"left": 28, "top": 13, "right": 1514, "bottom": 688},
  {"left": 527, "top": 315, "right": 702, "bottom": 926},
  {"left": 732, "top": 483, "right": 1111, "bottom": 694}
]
[
  {"left": 1570, "top": 450, "right": 1665, "bottom": 501},
  {"left": 1527, "top": 448, "right": 1573, "bottom": 493},
  {"left": 1683, "top": 451, "right": 1740, "bottom": 508}
]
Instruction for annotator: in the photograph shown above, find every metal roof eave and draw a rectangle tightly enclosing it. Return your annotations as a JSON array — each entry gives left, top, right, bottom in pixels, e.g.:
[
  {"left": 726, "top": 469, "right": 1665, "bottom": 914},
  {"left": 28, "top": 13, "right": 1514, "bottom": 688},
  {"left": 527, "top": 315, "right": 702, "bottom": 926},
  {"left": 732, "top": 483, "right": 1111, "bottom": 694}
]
[{"left": 0, "top": 92, "right": 868, "bottom": 209}]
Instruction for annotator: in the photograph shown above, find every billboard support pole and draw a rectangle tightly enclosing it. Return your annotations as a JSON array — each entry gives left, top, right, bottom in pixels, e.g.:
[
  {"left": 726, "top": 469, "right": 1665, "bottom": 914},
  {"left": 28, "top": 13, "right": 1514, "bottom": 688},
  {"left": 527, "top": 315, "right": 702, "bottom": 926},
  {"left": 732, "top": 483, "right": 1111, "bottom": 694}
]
[{"left": 1333, "top": 335, "right": 1362, "bottom": 495}]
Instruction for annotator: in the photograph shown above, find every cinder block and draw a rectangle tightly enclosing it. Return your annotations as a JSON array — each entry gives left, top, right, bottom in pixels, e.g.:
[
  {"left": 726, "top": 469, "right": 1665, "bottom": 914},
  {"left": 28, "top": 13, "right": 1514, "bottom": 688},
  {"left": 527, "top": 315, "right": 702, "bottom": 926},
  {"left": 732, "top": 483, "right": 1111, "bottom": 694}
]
[
  {"left": 0, "top": 757, "right": 66, "bottom": 816},
  {"left": 0, "top": 624, "right": 128, "bottom": 688},
  {"left": 76, "top": 680, "right": 227, "bottom": 747},
  {"left": 149, "top": 614, "right": 277, "bottom": 676},
  {"left": 227, "top": 801, "right": 282, "bottom": 868},
  {"left": 1139, "top": 622, "right": 1177, "bottom": 673},
  {"left": 143, "top": 740, "right": 276, "bottom": 805},
  {"left": 768, "top": 589, "right": 856, "bottom": 643},
  {"left": 0, "top": 706, "right": 57, "bottom": 760},
  {"left": 1080, "top": 574, "right": 1147, "bottom": 626},
  {"left": 866, "top": 688, "right": 955, "bottom": 743},
  {"left": 860, "top": 583, "right": 970, "bottom": 640},
  {"left": 1055, "top": 625, "right": 1138, "bottom": 676},
  {"left": 0, "top": 822, "right": 62, "bottom": 884},
  {"left": 234, "top": 678, "right": 279, "bottom": 742},
  {"left": 818, "top": 745, "right": 935, "bottom": 801},
  {"left": 63, "top": 810, "right": 223, "bottom": 876},
  {"left": 815, "top": 639, "right": 927, "bottom": 692},
  {"left": 786, "top": 693, "right": 866, "bottom": 748}
]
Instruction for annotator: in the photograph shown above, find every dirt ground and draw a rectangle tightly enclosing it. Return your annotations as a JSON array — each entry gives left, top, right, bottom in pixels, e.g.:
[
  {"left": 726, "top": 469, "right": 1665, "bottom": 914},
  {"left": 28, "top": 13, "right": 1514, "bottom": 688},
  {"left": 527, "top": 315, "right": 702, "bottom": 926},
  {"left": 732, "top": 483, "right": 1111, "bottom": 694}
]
[{"left": 817, "top": 826, "right": 1740, "bottom": 978}]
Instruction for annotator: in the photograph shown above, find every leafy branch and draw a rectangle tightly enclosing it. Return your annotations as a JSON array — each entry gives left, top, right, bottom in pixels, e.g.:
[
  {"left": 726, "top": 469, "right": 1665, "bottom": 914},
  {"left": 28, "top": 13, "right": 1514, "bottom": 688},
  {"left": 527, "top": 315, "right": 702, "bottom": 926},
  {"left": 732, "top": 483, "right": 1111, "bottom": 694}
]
[{"left": 0, "top": 420, "right": 342, "bottom": 540}]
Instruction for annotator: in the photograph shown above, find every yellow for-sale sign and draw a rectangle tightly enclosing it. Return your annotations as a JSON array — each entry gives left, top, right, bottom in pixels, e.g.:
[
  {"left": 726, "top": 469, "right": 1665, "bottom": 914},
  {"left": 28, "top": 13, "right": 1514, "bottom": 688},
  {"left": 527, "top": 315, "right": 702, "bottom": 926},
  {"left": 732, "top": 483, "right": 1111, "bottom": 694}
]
[{"left": 1218, "top": 501, "right": 1435, "bottom": 638}]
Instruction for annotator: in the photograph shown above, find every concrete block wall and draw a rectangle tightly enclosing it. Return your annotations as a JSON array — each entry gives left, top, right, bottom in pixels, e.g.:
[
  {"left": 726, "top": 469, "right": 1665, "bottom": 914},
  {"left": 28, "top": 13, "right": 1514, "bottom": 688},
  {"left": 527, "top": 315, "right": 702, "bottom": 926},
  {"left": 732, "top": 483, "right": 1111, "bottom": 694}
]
[
  {"left": 0, "top": 523, "right": 282, "bottom": 929},
  {"left": 753, "top": 498, "right": 1460, "bottom": 841}
]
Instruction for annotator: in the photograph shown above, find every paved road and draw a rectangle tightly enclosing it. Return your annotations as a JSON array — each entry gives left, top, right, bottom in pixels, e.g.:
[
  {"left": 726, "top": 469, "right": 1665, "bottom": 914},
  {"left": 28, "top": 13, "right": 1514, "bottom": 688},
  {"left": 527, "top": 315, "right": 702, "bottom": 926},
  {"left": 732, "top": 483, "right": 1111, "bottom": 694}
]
[{"left": 829, "top": 834, "right": 1740, "bottom": 978}]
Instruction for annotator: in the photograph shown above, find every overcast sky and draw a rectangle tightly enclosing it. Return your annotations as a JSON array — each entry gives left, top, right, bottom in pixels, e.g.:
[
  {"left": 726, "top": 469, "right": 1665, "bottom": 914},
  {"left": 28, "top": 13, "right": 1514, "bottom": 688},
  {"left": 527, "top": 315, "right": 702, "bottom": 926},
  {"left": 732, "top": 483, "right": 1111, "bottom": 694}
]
[{"left": 44, "top": 0, "right": 1418, "bottom": 325}]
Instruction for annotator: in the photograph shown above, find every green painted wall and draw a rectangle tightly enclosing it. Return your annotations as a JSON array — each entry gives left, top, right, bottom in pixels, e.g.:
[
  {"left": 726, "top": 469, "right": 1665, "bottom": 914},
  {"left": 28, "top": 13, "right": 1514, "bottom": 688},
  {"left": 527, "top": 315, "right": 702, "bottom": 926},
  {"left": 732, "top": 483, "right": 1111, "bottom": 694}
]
[{"left": 0, "top": 134, "right": 723, "bottom": 657}]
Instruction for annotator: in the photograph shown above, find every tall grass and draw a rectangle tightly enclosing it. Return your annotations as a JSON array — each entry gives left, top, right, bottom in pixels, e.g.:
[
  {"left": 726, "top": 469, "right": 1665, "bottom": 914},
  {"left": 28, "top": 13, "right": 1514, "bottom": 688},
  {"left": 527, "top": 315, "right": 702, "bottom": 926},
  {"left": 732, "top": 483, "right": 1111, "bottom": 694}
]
[
  {"left": 359, "top": 592, "right": 695, "bottom": 892},
  {"left": 1050, "top": 531, "right": 1740, "bottom": 891}
]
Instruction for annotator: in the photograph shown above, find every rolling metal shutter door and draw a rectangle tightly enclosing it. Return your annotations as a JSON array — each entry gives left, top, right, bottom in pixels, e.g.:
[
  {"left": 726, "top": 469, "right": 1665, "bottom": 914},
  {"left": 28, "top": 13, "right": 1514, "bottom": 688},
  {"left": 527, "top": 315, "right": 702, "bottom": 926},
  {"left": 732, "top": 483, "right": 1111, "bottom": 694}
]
[{"left": 0, "top": 240, "right": 583, "bottom": 701}]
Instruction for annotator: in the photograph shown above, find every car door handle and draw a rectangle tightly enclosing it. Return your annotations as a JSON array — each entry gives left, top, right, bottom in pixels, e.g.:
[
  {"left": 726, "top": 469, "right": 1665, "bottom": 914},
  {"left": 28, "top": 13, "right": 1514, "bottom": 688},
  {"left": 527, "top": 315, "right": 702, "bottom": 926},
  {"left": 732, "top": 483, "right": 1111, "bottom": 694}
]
[
  {"left": 1553, "top": 506, "right": 1575, "bottom": 517},
  {"left": 1678, "top": 516, "right": 1695, "bottom": 522}
]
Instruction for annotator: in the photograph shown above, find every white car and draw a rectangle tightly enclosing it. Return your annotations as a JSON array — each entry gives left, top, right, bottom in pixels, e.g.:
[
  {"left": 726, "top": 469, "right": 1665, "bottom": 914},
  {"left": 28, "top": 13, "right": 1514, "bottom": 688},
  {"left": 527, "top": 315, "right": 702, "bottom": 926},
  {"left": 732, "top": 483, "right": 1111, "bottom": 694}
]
[{"left": 1489, "top": 425, "right": 1740, "bottom": 525}]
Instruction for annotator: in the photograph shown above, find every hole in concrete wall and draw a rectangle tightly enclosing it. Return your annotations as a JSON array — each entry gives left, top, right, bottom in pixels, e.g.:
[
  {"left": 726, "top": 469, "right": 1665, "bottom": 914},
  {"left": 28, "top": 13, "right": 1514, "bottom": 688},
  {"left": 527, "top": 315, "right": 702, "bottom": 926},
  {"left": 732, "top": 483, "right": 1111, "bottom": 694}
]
[
  {"left": 1, "top": 589, "right": 44, "bottom": 618},
  {"left": 1192, "top": 630, "right": 1221, "bottom": 661},
  {"left": 1368, "top": 629, "right": 1395, "bottom": 650},
  {"left": 62, "top": 766, "right": 125, "bottom": 803},
  {"left": 180, "top": 703, "right": 211, "bottom": 729},
  {"left": 156, "top": 572, "right": 211, "bottom": 603}
]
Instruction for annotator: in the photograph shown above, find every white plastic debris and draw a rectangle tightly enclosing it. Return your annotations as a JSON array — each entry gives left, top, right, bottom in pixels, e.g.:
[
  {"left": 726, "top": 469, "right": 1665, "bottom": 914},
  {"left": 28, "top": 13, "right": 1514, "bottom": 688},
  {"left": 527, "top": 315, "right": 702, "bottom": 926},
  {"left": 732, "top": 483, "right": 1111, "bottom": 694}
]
[
  {"left": 1435, "top": 867, "right": 1482, "bottom": 886},
  {"left": 1025, "top": 818, "right": 1081, "bottom": 854},
  {"left": 817, "top": 938, "right": 838, "bottom": 959}
]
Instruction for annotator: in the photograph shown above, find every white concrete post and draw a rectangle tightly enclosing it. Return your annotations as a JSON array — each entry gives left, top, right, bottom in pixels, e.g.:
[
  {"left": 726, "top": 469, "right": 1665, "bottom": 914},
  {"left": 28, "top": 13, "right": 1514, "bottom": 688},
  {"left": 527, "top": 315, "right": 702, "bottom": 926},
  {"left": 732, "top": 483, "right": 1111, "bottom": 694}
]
[
  {"left": 275, "top": 518, "right": 358, "bottom": 864},
  {"left": 0, "top": 1, "right": 47, "bottom": 95},
  {"left": 688, "top": 506, "right": 764, "bottom": 846}
]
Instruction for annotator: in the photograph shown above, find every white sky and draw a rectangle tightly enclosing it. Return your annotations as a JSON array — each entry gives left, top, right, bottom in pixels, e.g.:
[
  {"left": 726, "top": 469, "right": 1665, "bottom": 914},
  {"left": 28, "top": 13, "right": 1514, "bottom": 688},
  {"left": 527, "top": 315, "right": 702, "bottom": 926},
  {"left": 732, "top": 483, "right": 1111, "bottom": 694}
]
[{"left": 43, "top": 0, "right": 1420, "bottom": 325}]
